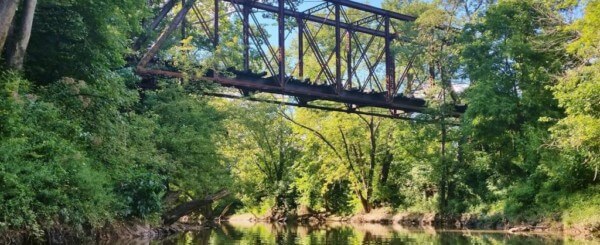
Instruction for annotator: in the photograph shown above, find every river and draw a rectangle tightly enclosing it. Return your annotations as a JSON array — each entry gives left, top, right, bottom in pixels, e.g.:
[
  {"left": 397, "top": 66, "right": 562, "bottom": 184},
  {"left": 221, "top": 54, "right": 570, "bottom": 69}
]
[{"left": 109, "top": 221, "right": 599, "bottom": 244}]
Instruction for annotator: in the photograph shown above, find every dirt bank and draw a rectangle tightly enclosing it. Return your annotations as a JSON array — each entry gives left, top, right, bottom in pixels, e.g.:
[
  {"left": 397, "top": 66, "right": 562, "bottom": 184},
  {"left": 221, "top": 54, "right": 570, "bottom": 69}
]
[
  {"left": 227, "top": 207, "right": 599, "bottom": 239},
  {"left": 349, "top": 208, "right": 599, "bottom": 239},
  {"left": 0, "top": 220, "right": 211, "bottom": 244}
]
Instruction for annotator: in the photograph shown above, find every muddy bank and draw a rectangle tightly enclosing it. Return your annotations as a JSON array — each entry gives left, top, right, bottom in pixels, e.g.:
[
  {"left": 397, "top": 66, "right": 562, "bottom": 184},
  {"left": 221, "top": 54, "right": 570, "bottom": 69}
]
[
  {"left": 351, "top": 208, "right": 599, "bottom": 239},
  {"left": 228, "top": 207, "right": 599, "bottom": 239},
  {"left": 0, "top": 220, "right": 211, "bottom": 244}
]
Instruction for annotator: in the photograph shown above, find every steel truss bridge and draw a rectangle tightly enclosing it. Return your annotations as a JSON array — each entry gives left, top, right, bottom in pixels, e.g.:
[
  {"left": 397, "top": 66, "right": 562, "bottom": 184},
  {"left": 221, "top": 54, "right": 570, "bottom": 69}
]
[{"left": 135, "top": 0, "right": 466, "bottom": 119}]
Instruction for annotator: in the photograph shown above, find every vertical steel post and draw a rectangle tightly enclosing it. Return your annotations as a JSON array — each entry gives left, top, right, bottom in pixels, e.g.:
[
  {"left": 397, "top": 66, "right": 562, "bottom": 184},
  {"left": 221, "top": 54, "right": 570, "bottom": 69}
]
[
  {"left": 297, "top": 17, "right": 304, "bottom": 79},
  {"left": 335, "top": 4, "right": 341, "bottom": 91},
  {"left": 243, "top": 3, "right": 250, "bottom": 71},
  {"left": 213, "top": 0, "right": 219, "bottom": 49},
  {"left": 347, "top": 31, "right": 352, "bottom": 89},
  {"left": 278, "top": 0, "right": 285, "bottom": 86},
  {"left": 384, "top": 16, "right": 395, "bottom": 101}
]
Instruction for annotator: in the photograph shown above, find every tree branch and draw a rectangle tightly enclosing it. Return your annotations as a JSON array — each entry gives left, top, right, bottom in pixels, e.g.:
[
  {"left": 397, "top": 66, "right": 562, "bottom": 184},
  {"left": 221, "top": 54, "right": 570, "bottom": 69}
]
[{"left": 279, "top": 111, "right": 343, "bottom": 161}]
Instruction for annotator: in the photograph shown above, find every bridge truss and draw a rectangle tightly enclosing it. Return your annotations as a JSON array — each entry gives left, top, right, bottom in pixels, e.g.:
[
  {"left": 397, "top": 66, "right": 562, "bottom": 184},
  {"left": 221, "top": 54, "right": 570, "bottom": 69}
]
[{"left": 135, "top": 0, "right": 466, "bottom": 119}]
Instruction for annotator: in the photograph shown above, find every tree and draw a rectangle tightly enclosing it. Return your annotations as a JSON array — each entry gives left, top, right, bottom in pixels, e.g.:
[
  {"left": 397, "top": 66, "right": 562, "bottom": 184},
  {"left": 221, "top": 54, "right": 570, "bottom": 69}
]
[
  {"left": 6, "top": 0, "right": 37, "bottom": 70},
  {"left": 25, "top": 0, "right": 146, "bottom": 82},
  {"left": 550, "top": 0, "right": 600, "bottom": 182},
  {"left": 460, "top": 0, "right": 572, "bottom": 217},
  {"left": 0, "top": 0, "right": 19, "bottom": 52},
  {"left": 286, "top": 106, "right": 397, "bottom": 213},
  {"left": 383, "top": 0, "right": 476, "bottom": 215},
  {"left": 217, "top": 98, "right": 300, "bottom": 215},
  {"left": 145, "top": 84, "right": 231, "bottom": 204}
]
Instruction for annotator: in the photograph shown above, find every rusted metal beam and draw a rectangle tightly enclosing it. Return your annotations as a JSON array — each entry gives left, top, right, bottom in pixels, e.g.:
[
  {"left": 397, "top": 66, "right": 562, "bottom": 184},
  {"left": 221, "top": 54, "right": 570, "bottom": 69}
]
[
  {"left": 151, "top": 0, "right": 177, "bottom": 30},
  {"left": 302, "top": 24, "right": 335, "bottom": 84},
  {"left": 203, "top": 92, "right": 433, "bottom": 121},
  {"left": 297, "top": 17, "right": 304, "bottom": 78},
  {"left": 278, "top": 0, "right": 285, "bottom": 86},
  {"left": 136, "top": 0, "right": 467, "bottom": 119},
  {"left": 303, "top": 2, "right": 330, "bottom": 16},
  {"left": 224, "top": 0, "right": 389, "bottom": 37},
  {"left": 347, "top": 30, "right": 352, "bottom": 88},
  {"left": 138, "top": 0, "right": 197, "bottom": 70},
  {"left": 335, "top": 3, "right": 341, "bottom": 92},
  {"left": 191, "top": 5, "right": 214, "bottom": 40},
  {"left": 385, "top": 16, "right": 395, "bottom": 101},
  {"left": 134, "top": 0, "right": 177, "bottom": 50},
  {"left": 323, "top": 0, "right": 416, "bottom": 22},
  {"left": 242, "top": 2, "right": 249, "bottom": 71}
]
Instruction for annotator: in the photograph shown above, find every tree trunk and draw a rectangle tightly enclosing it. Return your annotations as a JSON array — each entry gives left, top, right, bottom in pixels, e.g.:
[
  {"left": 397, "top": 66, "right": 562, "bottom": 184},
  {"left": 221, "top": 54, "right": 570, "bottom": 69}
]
[
  {"left": 162, "top": 189, "right": 229, "bottom": 225},
  {"left": 357, "top": 191, "right": 371, "bottom": 213},
  {"left": 379, "top": 150, "right": 393, "bottom": 186},
  {"left": 0, "top": 0, "right": 19, "bottom": 53},
  {"left": 7, "top": 0, "right": 36, "bottom": 70},
  {"left": 438, "top": 87, "right": 448, "bottom": 215},
  {"left": 218, "top": 202, "right": 233, "bottom": 220},
  {"left": 367, "top": 119, "right": 376, "bottom": 200}
]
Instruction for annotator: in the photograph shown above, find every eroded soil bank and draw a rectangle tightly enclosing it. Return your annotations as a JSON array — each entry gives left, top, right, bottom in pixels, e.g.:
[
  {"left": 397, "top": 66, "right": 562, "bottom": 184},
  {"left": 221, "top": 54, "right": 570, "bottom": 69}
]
[
  {"left": 0, "top": 221, "right": 210, "bottom": 244},
  {"left": 229, "top": 207, "right": 600, "bottom": 240},
  {"left": 2, "top": 209, "right": 599, "bottom": 243}
]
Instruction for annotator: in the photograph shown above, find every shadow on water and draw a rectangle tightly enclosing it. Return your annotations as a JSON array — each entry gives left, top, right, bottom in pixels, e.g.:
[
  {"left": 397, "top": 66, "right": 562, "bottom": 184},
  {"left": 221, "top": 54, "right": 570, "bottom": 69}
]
[{"left": 111, "top": 222, "right": 598, "bottom": 245}]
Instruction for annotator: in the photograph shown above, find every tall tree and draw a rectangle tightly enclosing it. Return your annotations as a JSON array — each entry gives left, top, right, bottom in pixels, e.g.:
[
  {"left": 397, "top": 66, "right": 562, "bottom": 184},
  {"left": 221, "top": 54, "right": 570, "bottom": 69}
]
[
  {"left": 460, "top": 0, "right": 571, "bottom": 216},
  {"left": 218, "top": 99, "right": 300, "bottom": 214},
  {"left": 286, "top": 106, "right": 396, "bottom": 213},
  {"left": 0, "top": 0, "right": 19, "bottom": 52},
  {"left": 551, "top": 0, "right": 600, "bottom": 182},
  {"left": 6, "top": 0, "right": 37, "bottom": 70}
]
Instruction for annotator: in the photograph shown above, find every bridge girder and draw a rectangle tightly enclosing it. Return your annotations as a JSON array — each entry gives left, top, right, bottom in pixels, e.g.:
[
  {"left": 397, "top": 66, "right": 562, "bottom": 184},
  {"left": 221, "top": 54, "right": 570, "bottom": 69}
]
[{"left": 135, "top": 0, "right": 466, "bottom": 119}]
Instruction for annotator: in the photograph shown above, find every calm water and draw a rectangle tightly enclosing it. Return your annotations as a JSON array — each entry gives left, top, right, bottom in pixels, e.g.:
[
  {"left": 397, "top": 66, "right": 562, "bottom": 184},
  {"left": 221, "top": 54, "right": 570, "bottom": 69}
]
[{"left": 112, "top": 222, "right": 599, "bottom": 245}]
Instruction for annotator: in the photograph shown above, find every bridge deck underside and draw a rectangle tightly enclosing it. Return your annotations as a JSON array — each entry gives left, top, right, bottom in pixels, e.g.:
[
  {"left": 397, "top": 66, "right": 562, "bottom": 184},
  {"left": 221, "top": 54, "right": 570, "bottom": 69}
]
[{"left": 195, "top": 70, "right": 465, "bottom": 116}]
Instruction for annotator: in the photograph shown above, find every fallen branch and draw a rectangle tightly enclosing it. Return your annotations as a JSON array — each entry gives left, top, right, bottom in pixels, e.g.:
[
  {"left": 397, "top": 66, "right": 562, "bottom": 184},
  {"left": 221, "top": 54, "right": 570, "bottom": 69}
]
[{"left": 162, "top": 189, "right": 230, "bottom": 225}]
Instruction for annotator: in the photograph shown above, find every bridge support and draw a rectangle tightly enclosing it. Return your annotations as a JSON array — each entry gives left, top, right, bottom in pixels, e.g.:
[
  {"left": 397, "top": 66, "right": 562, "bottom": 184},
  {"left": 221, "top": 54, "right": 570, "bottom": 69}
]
[
  {"left": 243, "top": 2, "right": 249, "bottom": 71},
  {"left": 278, "top": 0, "right": 285, "bottom": 86},
  {"left": 385, "top": 16, "right": 395, "bottom": 102},
  {"left": 297, "top": 17, "right": 304, "bottom": 79},
  {"left": 135, "top": 0, "right": 466, "bottom": 118},
  {"left": 335, "top": 3, "right": 342, "bottom": 92}
]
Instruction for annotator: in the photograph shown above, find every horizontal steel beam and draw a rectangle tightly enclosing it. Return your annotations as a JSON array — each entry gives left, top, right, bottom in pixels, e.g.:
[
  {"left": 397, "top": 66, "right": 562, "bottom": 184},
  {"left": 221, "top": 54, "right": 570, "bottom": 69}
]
[
  {"left": 204, "top": 92, "right": 421, "bottom": 120},
  {"left": 208, "top": 74, "right": 464, "bottom": 116},
  {"left": 323, "top": 0, "right": 416, "bottom": 22},
  {"left": 207, "top": 92, "right": 460, "bottom": 125},
  {"left": 137, "top": 68, "right": 466, "bottom": 117},
  {"left": 224, "top": 0, "right": 389, "bottom": 37}
]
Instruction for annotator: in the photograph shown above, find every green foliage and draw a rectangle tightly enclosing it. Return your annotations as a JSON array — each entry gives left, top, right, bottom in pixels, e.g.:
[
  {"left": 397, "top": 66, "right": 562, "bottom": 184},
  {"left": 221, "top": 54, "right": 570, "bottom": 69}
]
[
  {"left": 147, "top": 84, "right": 230, "bottom": 198},
  {"left": 0, "top": 0, "right": 230, "bottom": 235},
  {"left": 216, "top": 99, "right": 299, "bottom": 212},
  {"left": 550, "top": 0, "right": 600, "bottom": 181},
  {"left": 25, "top": 0, "right": 147, "bottom": 82},
  {"left": 1, "top": 0, "right": 600, "bottom": 239},
  {"left": 116, "top": 171, "right": 165, "bottom": 218},
  {"left": 0, "top": 72, "right": 115, "bottom": 233},
  {"left": 460, "top": 0, "right": 566, "bottom": 202}
]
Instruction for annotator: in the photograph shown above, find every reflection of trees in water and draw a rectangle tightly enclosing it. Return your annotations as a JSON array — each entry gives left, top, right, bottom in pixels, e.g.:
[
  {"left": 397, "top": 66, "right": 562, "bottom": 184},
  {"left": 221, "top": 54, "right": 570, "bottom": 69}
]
[{"left": 120, "top": 223, "right": 571, "bottom": 244}]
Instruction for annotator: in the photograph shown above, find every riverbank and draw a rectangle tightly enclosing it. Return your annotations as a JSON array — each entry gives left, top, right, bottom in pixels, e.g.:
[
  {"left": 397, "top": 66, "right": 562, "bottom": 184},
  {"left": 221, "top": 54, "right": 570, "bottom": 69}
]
[
  {"left": 0, "top": 221, "right": 210, "bottom": 244},
  {"left": 228, "top": 207, "right": 600, "bottom": 239},
  {"left": 2, "top": 211, "right": 598, "bottom": 244}
]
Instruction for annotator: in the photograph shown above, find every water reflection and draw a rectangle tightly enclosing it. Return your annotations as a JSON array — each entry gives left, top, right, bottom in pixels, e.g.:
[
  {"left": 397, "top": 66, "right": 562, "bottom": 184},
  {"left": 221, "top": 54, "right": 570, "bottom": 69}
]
[{"left": 116, "top": 222, "right": 597, "bottom": 245}]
